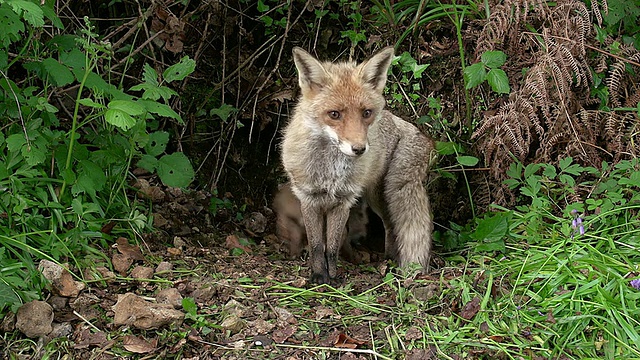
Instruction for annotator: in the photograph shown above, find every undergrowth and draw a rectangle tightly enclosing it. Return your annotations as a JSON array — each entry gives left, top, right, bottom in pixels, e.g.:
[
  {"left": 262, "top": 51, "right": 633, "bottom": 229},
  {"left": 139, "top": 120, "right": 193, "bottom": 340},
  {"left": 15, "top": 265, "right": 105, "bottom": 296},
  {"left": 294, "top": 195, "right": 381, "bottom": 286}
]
[
  {"left": 0, "top": 2, "right": 194, "bottom": 312},
  {"left": 261, "top": 157, "right": 640, "bottom": 359}
]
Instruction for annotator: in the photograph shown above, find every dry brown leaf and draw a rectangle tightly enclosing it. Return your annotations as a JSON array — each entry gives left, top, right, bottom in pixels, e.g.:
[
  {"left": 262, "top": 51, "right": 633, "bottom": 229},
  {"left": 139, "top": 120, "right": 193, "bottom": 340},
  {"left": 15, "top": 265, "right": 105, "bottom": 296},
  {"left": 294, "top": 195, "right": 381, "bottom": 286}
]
[
  {"left": 123, "top": 334, "right": 157, "bottom": 353},
  {"left": 460, "top": 296, "right": 481, "bottom": 320}
]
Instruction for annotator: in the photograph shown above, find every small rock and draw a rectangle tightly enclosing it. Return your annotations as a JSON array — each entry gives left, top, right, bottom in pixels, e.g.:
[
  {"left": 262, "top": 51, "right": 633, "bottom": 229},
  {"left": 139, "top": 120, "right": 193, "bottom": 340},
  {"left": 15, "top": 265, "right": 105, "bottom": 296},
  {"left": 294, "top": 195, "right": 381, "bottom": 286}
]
[
  {"left": 48, "top": 296, "right": 68, "bottom": 311},
  {"left": 16, "top": 300, "right": 54, "bottom": 338},
  {"left": 153, "top": 213, "right": 169, "bottom": 228},
  {"left": 38, "top": 260, "right": 85, "bottom": 297},
  {"left": 192, "top": 286, "right": 216, "bottom": 304},
  {"left": 157, "top": 288, "right": 183, "bottom": 309},
  {"left": 45, "top": 322, "right": 73, "bottom": 343},
  {"left": 247, "top": 319, "right": 275, "bottom": 335},
  {"left": 112, "top": 253, "right": 134, "bottom": 274},
  {"left": 112, "top": 293, "right": 184, "bottom": 330},
  {"left": 411, "top": 284, "right": 439, "bottom": 302},
  {"left": 130, "top": 266, "right": 154, "bottom": 280},
  {"left": 167, "top": 247, "right": 182, "bottom": 256},
  {"left": 70, "top": 293, "right": 101, "bottom": 320},
  {"left": 95, "top": 266, "right": 116, "bottom": 281},
  {"left": 155, "top": 261, "right": 173, "bottom": 273},
  {"left": 173, "top": 237, "right": 187, "bottom": 249},
  {"left": 220, "top": 314, "right": 246, "bottom": 334},
  {"left": 223, "top": 299, "right": 247, "bottom": 317}
]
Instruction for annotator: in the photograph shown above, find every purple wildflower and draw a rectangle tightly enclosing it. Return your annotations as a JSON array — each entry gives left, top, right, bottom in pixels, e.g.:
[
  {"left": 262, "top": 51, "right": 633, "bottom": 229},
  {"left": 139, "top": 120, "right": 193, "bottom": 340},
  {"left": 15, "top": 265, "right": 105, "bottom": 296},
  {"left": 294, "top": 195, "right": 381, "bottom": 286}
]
[
  {"left": 570, "top": 209, "right": 585, "bottom": 239},
  {"left": 631, "top": 279, "right": 640, "bottom": 290}
]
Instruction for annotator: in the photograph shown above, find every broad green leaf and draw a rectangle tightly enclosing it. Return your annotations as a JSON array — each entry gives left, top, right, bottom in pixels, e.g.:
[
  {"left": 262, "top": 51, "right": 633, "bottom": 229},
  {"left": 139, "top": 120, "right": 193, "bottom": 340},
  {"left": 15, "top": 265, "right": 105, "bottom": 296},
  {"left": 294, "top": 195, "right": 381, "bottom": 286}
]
[
  {"left": 456, "top": 155, "right": 479, "bottom": 167},
  {"left": 145, "top": 131, "right": 169, "bottom": 157},
  {"left": 6, "top": 133, "right": 26, "bottom": 152},
  {"left": 22, "top": 144, "right": 45, "bottom": 165},
  {"left": 163, "top": 56, "right": 196, "bottom": 83},
  {"left": 78, "top": 98, "right": 106, "bottom": 109},
  {"left": 559, "top": 157, "right": 573, "bottom": 170},
  {"left": 435, "top": 141, "right": 462, "bottom": 156},
  {"left": 73, "top": 160, "right": 107, "bottom": 197},
  {"left": 130, "top": 83, "right": 177, "bottom": 102},
  {"left": 487, "top": 69, "right": 510, "bottom": 94},
  {"left": 139, "top": 100, "right": 183, "bottom": 122},
  {"left": 108, "top": 100, "right": 145, "bottom": 116},
  {"left": 105, "top": 108, "right": 137, "bottom": 130},
  {"left": 464, "top": 62, "right": 486, "bottom": 89},
  {"left": 8, "top": 0, "right": 44, "bottom": 28},
  {"left": 0, "top": 4, "right": 25, "bottom": 48},
  {"left": 0, "top": 161, "right": 8, "bottom": 180},
  {"left": 137, "top": 154, "right": 158, "bottom": 172},
  {"left": 141, "top": 63, "right": 159, "bottom": 86},
  {"left": 42, "top": 57, "right": 74, "bottom": 86},
  {"left": 157, "top": 152, "right": 194, "bottom": 188},
  {"left": 481, "top": 50, "right": 507, "bottom": 68}
]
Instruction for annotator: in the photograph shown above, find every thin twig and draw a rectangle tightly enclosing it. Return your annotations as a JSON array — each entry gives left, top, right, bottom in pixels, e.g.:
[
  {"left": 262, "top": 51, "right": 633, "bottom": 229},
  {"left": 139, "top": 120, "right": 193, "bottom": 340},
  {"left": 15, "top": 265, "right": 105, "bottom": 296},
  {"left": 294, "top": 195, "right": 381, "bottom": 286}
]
[{"left": 0, "top": 70, "right": 30, "bottom": 150}]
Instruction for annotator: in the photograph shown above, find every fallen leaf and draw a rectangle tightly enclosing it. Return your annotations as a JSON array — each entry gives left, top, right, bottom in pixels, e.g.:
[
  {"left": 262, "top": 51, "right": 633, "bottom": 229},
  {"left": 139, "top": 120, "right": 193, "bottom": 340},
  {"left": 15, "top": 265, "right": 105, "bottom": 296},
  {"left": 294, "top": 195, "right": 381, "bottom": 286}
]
[
  {"left": 116, "top": 237, "right": 145, "bottom": 261},
  {"left": 460, "top": 296, "right": 481, "bottom": 320},
  {"left": 334, "top": 332, "right": 367, "bottom": 349},
  {"left": 271, "top": 325, "right": 296, "bottom": 344},
  {"left": 123, "top": 334, "right": 157, "bottom": 353},
  {"left": 546, "top": 311, "right": 556, "bottom": 324},
  {"left": 225, "top": 234, "right": 252, "bottom": 254}
]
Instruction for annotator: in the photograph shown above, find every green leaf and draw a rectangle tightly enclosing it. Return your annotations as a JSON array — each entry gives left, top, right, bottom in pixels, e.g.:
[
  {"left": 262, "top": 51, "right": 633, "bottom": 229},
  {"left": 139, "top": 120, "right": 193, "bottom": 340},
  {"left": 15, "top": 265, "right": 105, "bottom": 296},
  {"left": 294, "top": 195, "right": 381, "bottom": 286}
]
[
  {"left": 435, "top": 141, "right": 462, "bottom": 156},
  {"left": 78, "top": 98, "right": 106, "bottom": 109},
  {"left": 0, "top": 281, "right": 21, "bottom": 313},
  {"left": 139, "top": 100, "right": 183, "bottom": 123},
  {"left": 108, "top": 100, "right": 145, "bottom": 116},
  {"left": 105, "top": 109, "right": 137, "bottom": 131},
  {"left": 464, "top": 62, "right": 486, "bottom": 89},
  {"left": 487, "top": 69, "right": 510, "bottom": 94},
  {"left": 137, "top": 154, "right": 158, "bottom": 172},
  {"left": 145, "top": 131, "right": 169, "bottom": 157},
  {"left": 210, "top": 103, "right": 237, "bottom": 122},
  {"left": 73, "top": 160, "right": 106, "bottom": 197},
  {"left": 182, "top": 297, "right": 197, "bottom": 316},
  {"left": 412, "top": 63, "right": 429, "bottom": 79},
  {"left": 141, "top": 63, "right": 159, "bottom": 86},
  {"left": 163, "top": 56, "right": 196, "bottom": 83},
  {"left": 6, "top": 133, "right": 26, "bottom": 153},
  {"left": 257, "top": 0, "right": 270, "bottom": 12},
  {"left": 157, "top": 152, "right": 194, "bottom": 188},
  {"left": 0, "top": 4, "right": 25, "bottom": 48},
  {"left": 42, "top": 57, "right": 74, "bottom": 86},
  {"left": 481, "top": 50, "right": 507, "bottom": 68},
  {"left": 8, "top": 0, "right": 44, "bottom": 28},
  {"left": 472, "top": 212, "right": 510, "bottom": 242},
  {"left": 559, "top": 157, "right": 573, "bottom": 171},
  {"left": 22, "top": 144, "right": 45, "bottom": 165},
  {"left": 130, "top": 83, "right": 177, "bottom": 102},
  {"left": 456, "top": 155, "right": 479, "bottom": 167}
]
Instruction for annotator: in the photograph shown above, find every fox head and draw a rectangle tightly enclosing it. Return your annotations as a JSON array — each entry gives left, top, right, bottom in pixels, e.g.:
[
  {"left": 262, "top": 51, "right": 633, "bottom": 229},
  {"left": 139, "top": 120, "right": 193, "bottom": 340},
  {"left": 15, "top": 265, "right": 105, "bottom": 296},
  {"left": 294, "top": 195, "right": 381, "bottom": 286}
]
[{"left": 292, "top": 47, "right": 394, "bottom": 157}]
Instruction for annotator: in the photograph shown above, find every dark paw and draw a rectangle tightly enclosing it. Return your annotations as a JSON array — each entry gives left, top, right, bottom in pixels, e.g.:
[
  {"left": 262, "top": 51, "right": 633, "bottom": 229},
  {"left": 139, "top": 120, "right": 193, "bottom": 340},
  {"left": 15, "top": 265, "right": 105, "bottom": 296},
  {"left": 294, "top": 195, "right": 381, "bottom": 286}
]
[{"left": 310, "top": 271, "right": 330, "bottom": 285}]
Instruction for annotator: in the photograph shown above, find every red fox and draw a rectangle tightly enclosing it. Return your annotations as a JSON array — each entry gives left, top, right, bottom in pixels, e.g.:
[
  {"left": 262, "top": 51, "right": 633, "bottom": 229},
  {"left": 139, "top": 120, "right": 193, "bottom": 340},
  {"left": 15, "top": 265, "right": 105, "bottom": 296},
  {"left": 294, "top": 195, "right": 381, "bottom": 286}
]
[
  {"left": 273, "top": 182, "right": 366, "bottom": 263},
  {"left": 281, "top": 47, "right": 435, "bottom": 284}
]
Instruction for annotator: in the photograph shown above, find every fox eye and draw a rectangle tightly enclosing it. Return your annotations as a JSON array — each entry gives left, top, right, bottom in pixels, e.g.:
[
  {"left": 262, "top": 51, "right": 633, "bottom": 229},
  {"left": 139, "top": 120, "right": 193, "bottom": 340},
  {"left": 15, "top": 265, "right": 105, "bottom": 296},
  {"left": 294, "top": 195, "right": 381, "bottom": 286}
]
[
  {"left": 362, "top": 109, "right": 373, "bottom": 118},
  {"left": 328, "top": 110, "right": 341, "bottom": 120}
]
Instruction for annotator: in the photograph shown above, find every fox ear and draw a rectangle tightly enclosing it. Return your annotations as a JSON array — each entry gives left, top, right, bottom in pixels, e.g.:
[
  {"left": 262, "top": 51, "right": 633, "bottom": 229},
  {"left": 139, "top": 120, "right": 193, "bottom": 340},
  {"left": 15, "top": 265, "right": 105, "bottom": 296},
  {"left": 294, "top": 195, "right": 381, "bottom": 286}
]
[
  {"left": 357, "top": 47, "right": 394, "bottom": 93},
  {"left": 292, "top": 47, "right": 328, "bottom": 94}
]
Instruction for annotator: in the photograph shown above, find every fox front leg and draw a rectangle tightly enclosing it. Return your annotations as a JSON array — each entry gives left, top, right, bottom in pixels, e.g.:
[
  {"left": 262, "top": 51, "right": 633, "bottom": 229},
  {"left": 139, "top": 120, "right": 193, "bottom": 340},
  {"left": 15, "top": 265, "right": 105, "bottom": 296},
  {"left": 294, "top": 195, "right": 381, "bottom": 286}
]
[
  {"left": 300, "top": 203, "right": 329, "bottom": 284},
  {"left": 325, "top": 203, "right": 351, "bottom": 280}
]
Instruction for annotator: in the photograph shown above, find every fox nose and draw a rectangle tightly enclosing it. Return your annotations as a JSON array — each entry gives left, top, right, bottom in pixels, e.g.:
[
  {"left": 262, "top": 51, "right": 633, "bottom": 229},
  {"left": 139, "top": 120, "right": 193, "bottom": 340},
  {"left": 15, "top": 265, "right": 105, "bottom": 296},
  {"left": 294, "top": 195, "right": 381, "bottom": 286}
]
[{"left": 352, "top": 145, "right": 366, "bottom": 156}]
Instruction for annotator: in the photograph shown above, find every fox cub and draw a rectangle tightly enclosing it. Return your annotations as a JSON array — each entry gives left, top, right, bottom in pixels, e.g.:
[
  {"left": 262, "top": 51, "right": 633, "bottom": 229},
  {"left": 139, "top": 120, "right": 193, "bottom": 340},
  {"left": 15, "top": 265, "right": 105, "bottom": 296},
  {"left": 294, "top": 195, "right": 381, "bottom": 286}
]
[
  {"left": 281, "top": 46, "right": 435, "bottom": 284},
  {"left": 273, "top": 182, "right": 367, "bottom": 262}
]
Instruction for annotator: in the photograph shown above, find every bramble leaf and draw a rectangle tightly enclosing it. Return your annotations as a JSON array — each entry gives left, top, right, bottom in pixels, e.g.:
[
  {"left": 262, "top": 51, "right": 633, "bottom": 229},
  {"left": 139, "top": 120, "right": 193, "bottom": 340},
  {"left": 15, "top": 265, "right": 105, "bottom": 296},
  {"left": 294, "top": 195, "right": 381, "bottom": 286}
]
[
  {"left": 487, "top": 69, "right": 510, "bottom": 94},
  {"left": 481, "top": 50, "right": 507, "bottom": 68},
  {"left": 464, "top": 63, "right": 486, "bottom": 89}
]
